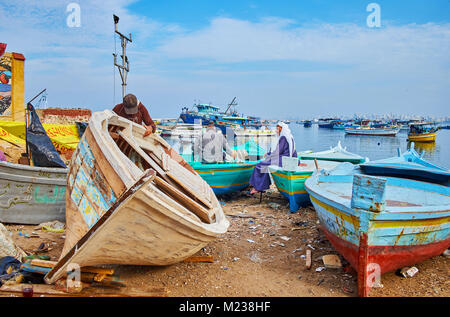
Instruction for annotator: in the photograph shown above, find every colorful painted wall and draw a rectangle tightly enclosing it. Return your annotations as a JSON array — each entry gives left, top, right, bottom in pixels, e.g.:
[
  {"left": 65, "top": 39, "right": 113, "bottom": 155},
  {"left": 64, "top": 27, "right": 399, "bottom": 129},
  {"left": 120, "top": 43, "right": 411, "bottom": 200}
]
[{"left": 0, "top": 49, "right": 25, "bottom": 122}]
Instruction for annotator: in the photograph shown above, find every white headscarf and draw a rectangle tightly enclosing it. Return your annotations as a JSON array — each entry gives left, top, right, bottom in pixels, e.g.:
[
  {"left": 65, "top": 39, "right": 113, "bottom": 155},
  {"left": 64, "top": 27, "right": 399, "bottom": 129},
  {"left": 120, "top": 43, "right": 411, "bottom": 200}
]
[{"left": 277, "top": 121, "right": 296, "bottom": 156}]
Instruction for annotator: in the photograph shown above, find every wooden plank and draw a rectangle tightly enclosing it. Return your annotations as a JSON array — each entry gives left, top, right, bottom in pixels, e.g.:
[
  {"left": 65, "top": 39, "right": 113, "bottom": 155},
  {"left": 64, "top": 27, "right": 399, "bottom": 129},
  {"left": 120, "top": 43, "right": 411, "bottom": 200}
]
[
  {"left": 117, "top": 130, "right": 176, "bottom": 187},
  {"left": 84, "top": 128, "right": 127, "bottom": 198},
  {"left": 118, "top": 129, "right": 213, "bottom": 210},
  {"left": 29, "top": 260, "right": 115, "bottom": 275},
  {"left": 163, "top": 154, "right": 213, "bottom": 208},
  {"left": 0, "top": 284, "right": 168, "bottom": 297},
  {"left": 351, "top": 174, "right": 387, "bottom": 212},
  {"left": 183, "top": 256, "right": 214, "bottom": 263},
  {"left": 154, "top": 177, "right": 214, "bottom": 224}
]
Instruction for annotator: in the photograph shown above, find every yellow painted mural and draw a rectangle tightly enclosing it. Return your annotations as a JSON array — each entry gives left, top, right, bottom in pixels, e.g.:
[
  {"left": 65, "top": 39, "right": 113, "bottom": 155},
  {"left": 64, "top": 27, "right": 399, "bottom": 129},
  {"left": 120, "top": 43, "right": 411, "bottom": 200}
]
[
  {"left": 0, "top": 51, "right": 25, "bottom": 122},
  {"left": 0, "top": 121, "right": 81, "bottom": 152}
]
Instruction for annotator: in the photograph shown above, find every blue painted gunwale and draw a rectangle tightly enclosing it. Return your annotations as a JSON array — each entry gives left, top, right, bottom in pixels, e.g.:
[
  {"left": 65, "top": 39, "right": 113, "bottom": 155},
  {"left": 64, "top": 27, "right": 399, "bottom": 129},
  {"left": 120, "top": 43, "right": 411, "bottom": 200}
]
[
  {"left": 360, "top": 146, "right": 450, "bottom": 185},
  {"left": 305, "top": 172, "right": 450, "bottom": 247}
]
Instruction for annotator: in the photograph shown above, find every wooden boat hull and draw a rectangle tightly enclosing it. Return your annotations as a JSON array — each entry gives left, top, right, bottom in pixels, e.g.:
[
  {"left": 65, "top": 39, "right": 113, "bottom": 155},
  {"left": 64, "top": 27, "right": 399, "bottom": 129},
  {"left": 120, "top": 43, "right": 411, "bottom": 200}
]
[
  {"left": 345, "top": 127, "right": 400, "bottom": 136},
  {"left": 408, "top": 132, "right": 437, "bottom": 142},
  {"left": 305, "top": 173, "right": 450, "bottom": 296},
  {"left": 269, "top": 161, "right": 339, "bottom": 212},
  {"left": 270, "top": 168, "right": 311, "bottom": 212},
  {"left": 0, "top": 161, "right": 67, "bottom": 224},
  {"left": 45, "top": 111, "right": 229, "bottom": 284},
  {"left": 190, "top": 161, "right": 258, "bottom": 195}
]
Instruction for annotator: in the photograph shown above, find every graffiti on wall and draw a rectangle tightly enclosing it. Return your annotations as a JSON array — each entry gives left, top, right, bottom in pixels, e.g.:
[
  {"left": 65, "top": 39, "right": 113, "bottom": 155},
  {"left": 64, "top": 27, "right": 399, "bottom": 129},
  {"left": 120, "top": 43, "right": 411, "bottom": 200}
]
[{"left": 0, "top": 53, "right": 12, "bottom": 116}]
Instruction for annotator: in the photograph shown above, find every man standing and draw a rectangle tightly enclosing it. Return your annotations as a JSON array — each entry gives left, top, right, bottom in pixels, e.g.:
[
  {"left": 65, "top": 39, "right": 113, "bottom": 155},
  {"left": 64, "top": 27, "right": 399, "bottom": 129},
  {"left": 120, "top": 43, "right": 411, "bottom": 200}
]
[{"left": 113, "top": 94, "right": 156, "bottom": 137}]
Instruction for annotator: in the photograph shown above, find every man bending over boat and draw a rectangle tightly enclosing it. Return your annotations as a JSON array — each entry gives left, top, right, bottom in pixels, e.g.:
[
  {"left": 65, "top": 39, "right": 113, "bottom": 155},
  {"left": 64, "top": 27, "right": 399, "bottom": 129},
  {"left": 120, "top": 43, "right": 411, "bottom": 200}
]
[
  {"left": 249, "top": 122, "right": 297, "bottom": 195},
  {"left": 198, "top": 123, "right": 237, "bottom": 164},
  {"left": 113, "top": 94, "right": 157, "bottom": 137}
]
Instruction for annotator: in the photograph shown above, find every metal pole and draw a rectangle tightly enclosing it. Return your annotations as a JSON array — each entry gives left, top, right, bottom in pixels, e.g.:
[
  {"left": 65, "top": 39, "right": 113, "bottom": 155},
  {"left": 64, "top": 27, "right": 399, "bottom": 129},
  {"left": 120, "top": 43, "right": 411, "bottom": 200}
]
[{"left": 113, "top": 15, "right": 132, "bottom": 100}]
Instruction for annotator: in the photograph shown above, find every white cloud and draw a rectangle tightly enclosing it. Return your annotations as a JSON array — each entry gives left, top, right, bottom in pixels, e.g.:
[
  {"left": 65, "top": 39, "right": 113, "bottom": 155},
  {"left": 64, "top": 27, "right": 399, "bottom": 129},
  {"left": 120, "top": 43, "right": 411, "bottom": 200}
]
[{"left": 0, "top": 2, "right": 448, "bottom": 117}]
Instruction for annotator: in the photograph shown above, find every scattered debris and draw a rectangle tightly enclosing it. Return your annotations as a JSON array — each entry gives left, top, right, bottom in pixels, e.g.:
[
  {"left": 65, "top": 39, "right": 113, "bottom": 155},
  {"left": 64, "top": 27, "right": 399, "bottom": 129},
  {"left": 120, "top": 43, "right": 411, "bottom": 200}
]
[
  {"left": 247, "top": 239, "right": 255, "bottom": 243},
  {"left": 249, "top": 253, "right": 262, "bottom": 263},
  {"left": 322, "top": 255, "right": 342, "bottom": 269},
  {"left": 442, "top": 249, "right": 450, "bottom": 258},
  {"left": 232, "top": 257, "right": 240, "bottom": 262},
  {"left": 399, "top": 266, "right": 419, "bottom": 278},
  {"left": 317, "top": 278, "right": 324, "bottom": 286},
  {"left": 35, "top": 220, "right": 65, "bottom": 233},
  {"left": 280, "top": 236, "right": 290, "bottom": 241},
  {"left": 342, "top": 286, "right": 354, "bottom": 294},
  {"left": 229, "top": 214, "right": 257, "bottom": 219},
  {"left": 268, "top": 203, "right": 280, "bottom": 210},
  {"left": 315, "top": 267, "right": 326, "bottom": 272},
  {"left": 0, "top": 224, "right": 27, "bottom": 261},
  {"left": 307, "top": 244, "right": 315, "bottom": 250},
  {"left": 305, "top": 250, "right": 312, "bottom": 270}
]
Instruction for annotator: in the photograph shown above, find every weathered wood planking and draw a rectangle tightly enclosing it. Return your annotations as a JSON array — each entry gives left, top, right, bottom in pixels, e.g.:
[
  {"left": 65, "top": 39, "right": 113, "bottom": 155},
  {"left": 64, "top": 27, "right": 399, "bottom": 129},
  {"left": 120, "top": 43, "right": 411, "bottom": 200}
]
[
  {"left": 0, "top": 161, "right": 67, "bottom": 225},
  {"left": 45, "top": 110, "right": 229, "bottom": 284},
  {"left": 351, "top": 174, "right": 386, "bottom": 213},
  {"left": 305, "top": 171, "right": 450, "bottom": 297}
]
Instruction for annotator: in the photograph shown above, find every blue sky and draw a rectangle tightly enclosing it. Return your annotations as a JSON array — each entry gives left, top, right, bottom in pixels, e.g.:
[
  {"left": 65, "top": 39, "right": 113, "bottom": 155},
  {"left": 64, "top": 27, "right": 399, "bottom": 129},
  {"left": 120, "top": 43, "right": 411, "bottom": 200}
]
[{"left": 0, "top": 0, "right": 449, "bottom": 119}]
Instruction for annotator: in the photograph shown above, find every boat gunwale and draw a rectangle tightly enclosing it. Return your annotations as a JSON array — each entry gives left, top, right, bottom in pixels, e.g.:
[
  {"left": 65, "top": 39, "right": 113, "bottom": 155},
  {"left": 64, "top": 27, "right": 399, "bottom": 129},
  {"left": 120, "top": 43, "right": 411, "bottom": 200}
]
[{"left": 0, "top": 160, "right": 68, "bottom": 174}]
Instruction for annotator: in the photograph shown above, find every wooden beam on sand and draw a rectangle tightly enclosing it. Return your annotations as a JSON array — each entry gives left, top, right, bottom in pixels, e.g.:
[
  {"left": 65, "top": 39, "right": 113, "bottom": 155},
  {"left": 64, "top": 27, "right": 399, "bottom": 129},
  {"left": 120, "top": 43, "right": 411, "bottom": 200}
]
[
  {"left": 0, "top": 284, "right": 168, "bottom": 297},
  {"left": 183, "top": 256, "right": 214, "bottom": 263}
]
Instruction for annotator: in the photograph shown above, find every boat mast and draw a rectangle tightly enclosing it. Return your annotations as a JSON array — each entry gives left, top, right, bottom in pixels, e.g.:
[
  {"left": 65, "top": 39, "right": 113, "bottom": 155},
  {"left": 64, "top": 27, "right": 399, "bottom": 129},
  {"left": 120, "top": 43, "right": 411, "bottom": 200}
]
[
  {"left": 224, "top": 97, "right": 237, "bottom": 114},
  {"left": 113, "top": 14, "right": 132, "bottom": 99}
]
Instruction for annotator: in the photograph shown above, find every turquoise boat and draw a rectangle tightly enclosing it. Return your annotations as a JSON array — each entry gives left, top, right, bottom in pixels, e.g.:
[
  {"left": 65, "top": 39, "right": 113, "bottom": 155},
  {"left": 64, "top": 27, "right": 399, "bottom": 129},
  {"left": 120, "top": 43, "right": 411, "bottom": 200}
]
[
  {"left": 298, "top": 141, "right": 367, "bottom": 164},
  {"left": 269, "top": 160, "right": 340, "bottom": 212},
  {"left": 305, "top": 169, "right": 450, "bottom": 296},
  {"left": 190, "top": 161, "right": 259, "bottom": 195},
  {"left": 360, "top": 144, "right": 450, "bottom": 185}
]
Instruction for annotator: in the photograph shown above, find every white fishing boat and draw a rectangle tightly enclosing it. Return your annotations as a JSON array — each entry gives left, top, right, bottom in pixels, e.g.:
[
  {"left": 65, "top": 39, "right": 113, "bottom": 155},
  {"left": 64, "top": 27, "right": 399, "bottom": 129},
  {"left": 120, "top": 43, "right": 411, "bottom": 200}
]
[
  {"left": 45, "top": 110, "right": 229, "bottom": 284},
  {"left": 298, "top": 141, "right": 368, "bottom": 164},
  {"left": 345, "top": 126, "right": 400, "bottom": 136}
]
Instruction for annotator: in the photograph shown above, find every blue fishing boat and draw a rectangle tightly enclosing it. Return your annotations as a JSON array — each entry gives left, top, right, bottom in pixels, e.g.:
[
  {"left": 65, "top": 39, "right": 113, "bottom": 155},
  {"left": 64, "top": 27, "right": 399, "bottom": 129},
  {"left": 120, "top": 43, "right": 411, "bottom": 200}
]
[
  {"left": 303, "top": 120, "right": 312, "bottom": 127},
  {"left": 269, "top": 160, "right": 340, "bottom": 212},
  {"left": 190, "top": 161, "right": 259, "bottom": 195},
  {"left": 179, "top": 98, "right": 264, "bottom": 131},
  {"left": 305, "top": 169, "right": 450, "bottom": 296},
  {"left": 360, "top": 144, "right": 450, "bottom": 185}
]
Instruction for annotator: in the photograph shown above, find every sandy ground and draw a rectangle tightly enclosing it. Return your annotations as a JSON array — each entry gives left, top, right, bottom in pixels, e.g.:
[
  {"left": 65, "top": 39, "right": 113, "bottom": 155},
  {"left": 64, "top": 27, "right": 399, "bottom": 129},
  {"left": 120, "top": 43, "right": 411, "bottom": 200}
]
[{"left": 2, "top": 187, "right": 449, "bottom": 298}]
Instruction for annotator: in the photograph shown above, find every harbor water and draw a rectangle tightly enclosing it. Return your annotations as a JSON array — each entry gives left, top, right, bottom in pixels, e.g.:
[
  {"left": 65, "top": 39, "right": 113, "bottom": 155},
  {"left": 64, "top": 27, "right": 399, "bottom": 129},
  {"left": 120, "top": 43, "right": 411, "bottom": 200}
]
[
  {"left": 290, "top": 124, "right": 450, "bottom": 169},
  {"left": 162, "top": 123, "right": 449, "bottom": 169}
]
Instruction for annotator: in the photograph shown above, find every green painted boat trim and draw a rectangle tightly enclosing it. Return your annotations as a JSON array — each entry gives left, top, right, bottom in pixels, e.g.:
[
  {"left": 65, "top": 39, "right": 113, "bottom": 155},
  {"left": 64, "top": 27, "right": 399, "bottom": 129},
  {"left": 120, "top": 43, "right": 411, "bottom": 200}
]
[{"left": 189, "top": 161, "right": 260, "bottom": 195}]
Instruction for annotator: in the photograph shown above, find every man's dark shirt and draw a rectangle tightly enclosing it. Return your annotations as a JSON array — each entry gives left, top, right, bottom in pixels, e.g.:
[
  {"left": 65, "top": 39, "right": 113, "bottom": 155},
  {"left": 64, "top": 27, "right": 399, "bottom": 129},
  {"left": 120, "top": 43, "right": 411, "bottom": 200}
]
[{"left": 113, "top": 102, "right": 156, "bottom": 133}]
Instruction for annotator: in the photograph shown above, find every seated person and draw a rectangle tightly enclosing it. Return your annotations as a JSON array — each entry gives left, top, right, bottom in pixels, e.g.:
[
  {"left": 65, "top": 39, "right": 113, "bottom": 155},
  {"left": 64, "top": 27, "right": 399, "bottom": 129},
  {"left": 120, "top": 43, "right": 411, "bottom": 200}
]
[
  {"left": 197, "top": 123, "right": 236, "bottom": 164},
  {"left": 249, "top": 122, "right": 297, "bottom": 194}
]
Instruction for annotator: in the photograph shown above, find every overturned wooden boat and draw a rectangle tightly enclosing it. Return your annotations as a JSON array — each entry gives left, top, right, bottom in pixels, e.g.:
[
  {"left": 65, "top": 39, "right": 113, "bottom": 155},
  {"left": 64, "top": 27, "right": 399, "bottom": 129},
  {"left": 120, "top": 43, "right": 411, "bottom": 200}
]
[
  {"left": 360, "top": 144, "right": 450, "bottom": 185},
  {"left": 44, "top": 110, "right": 229, "bottom": 284},
  {"left": 305, "top": 170, "right": 450, "bottom": 296},
  {"left": 0, "top": 161, "right": 67, "bottom": 224},
  {"left": 298, "top": 141, "right": 367, "bottom": 164}
]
